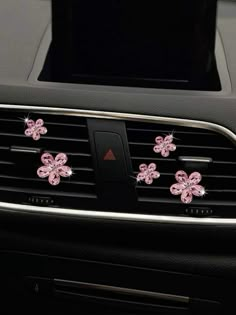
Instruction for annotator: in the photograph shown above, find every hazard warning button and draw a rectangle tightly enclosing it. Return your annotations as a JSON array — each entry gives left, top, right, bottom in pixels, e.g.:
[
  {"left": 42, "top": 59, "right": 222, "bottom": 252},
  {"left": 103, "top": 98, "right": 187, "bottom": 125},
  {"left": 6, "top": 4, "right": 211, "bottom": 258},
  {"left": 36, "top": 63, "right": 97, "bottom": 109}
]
[
  {"left": 95, "top": 132, "right": 127, "bottom": 181},
  {"left": 103, "top": 149, "right": 116, "bottom": 161}
]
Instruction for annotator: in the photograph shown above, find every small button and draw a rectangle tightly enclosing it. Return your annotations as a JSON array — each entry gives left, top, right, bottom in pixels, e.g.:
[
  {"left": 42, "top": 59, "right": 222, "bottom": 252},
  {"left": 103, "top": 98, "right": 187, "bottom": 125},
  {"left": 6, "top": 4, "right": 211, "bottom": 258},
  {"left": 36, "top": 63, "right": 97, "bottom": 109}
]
[{"left": 95, "top": 132, "right": 128, "bottom": 181}]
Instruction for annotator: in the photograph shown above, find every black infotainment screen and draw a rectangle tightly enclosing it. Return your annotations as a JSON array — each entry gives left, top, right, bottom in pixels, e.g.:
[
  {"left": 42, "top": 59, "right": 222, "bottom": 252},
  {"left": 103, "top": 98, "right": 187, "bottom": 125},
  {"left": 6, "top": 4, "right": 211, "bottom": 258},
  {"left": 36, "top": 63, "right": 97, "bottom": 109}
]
[{"left": 51, "top": 0, "right": 218, "bottom": 89}]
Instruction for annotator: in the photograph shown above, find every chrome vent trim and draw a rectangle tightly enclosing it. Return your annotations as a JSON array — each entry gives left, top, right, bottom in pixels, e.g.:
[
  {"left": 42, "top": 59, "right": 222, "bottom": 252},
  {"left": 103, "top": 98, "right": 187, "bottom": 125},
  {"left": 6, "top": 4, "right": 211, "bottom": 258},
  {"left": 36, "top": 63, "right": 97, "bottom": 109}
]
[
  {"left": 1, "top": 201, "right": 236, "bottom": 226},
  {"left": 0, "top": 103, "right": 236, "bottom": 226}
]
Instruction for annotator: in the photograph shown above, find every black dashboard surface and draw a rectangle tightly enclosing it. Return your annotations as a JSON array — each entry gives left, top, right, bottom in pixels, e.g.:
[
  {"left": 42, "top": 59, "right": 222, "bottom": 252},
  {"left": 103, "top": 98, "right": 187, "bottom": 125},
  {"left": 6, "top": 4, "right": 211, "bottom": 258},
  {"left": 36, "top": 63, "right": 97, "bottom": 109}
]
[{"left": 0, "top": 2, "right": 236, "bottom": 314}]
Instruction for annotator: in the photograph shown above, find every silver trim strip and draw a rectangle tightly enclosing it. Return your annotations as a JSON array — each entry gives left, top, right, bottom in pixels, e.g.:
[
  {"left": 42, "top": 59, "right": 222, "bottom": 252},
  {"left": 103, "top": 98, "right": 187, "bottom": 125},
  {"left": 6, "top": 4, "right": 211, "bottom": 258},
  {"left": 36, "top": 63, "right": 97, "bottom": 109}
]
[
  {"left": 54, "top": 279, "right": 189, "bottom": 304},
  {"left": 10, "top": 146, "right": 41, "bottom": 154},
  {"left": 178, "top": 156, "right": 213, "bottom": 163},
  {"left": 0, "top": 103, "right": 236, "bottom": 226},
  {"left": 1, "top": 201, "right": 236, "bottom": 225}
]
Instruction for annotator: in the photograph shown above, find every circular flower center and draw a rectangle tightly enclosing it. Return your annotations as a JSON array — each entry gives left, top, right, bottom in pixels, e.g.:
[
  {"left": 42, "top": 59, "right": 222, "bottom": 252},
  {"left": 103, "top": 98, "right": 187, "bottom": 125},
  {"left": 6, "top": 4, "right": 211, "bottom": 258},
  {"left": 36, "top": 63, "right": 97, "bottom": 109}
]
[
  {"left": 184, "top": 181, "right": 193, "bottom": 189},
  {"left": 49, "top": 163, "right": 58, "bottom": 172},
  {"left": 35, "top": 126, "right": 42, "bottom": 132}
]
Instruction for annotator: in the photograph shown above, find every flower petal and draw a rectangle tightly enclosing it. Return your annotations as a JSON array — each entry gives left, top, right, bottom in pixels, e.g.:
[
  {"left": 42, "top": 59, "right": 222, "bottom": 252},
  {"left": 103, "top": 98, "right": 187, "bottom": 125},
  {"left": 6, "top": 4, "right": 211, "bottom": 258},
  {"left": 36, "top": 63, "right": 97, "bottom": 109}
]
[
  {"left": 191, "top": 185, "right": 205, "bottom": 197},
  {"left": 150, "top": 171, "right": 160, "bottom": 179},
  {"left": 181, "top": 189, "right": 193, "bottom": 204},
  {"left": 35, "top": 119, "right": 44, "bottom": 128},
  {"left": 32, "top": 131, "right": 41, "bottom": 141},
  {"left": 38, "top": 126, "right": 47, "bottom": 135},
  {"left": 25, "top": 128, "right": 33, "bottom": 137},
  {"left": 137, "top": 172, "right": 146, "bottom": 181},
  {"left": 55, "top": 153, "right": 68, "bottom": 166},
  {"left": 148, "top": 163, "right": 156, "bottom": 172},
  {"left": 164, "top": 135, "right": 174, "bottom": 144},
  {"left": 153, "top": 145, "right": 162, "bottom": 154},
  {"left": 155, "top": 136, "right": 164, "bottom": 145},
  {"left": 41, "top": 153, "right": 54, "bottom": 166},
  {"left": 189, "top": 172, "right": 202, "bottom": 185},
  {"left": 26, "top": 119, "right": 35, "bottom": 128},
  {"left": 166, "top": 143, "right": 176, "bottom": 152},
  {"left": 48, "top": 170, "right": 61, "bottom": 186},
  {"left": 37, "top": 166, "right": 51, "bottom": 178},
  {"left": 58, "top": 166, "right": 72, "bottom": 177},
  {"left": 161, "top": 148, "right": 170, "bottom": 157},
  {"left": 139, "top": 164, "right": 147, "bottom": 172},
  {"left": 145, "top": 175, "right": 153, "bottom": 185},
  {"left": 170, "top": 183, "right": 185, "bottom": 195},
  {"left": 175, "top": 170, "right": 188, "bottom": 183}
]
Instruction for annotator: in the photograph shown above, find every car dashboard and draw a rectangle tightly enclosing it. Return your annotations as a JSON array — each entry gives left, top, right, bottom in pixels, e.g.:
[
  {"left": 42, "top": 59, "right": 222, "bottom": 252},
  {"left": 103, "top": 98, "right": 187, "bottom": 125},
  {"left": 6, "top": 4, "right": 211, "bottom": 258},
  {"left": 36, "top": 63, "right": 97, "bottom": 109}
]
[{"left": 0, "top": 1, "right": 236, "bottom": 314}]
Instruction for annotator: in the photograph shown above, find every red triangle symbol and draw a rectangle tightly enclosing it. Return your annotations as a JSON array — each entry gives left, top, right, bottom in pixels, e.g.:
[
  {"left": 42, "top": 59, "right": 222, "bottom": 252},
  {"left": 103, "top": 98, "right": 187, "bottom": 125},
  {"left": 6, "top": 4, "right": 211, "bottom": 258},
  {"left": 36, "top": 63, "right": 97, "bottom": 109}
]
[{"left": 103, "top": 149, "right": 116, "bottom": 161}]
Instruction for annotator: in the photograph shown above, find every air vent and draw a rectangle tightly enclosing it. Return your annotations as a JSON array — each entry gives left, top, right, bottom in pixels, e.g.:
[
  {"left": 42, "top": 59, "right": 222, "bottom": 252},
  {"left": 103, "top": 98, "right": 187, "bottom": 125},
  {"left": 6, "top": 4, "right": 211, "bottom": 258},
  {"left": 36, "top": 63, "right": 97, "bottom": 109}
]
[
  {"left": 0, "top": 110, "right": 97, "bottom": 209},
  {"left": 126, "top": 121, "right": 236, "bottom": 218}
]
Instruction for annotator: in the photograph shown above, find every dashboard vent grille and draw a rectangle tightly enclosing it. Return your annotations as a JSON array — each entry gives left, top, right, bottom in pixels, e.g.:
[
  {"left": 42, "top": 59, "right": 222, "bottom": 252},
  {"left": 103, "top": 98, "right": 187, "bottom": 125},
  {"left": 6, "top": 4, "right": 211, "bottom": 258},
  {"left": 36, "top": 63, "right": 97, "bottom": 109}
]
[
  {"left": 126, "top": 121, "right": 236, "bottom": 217},
  {"left": 0, "top": 110, "right": 97, "bottom": 209}
]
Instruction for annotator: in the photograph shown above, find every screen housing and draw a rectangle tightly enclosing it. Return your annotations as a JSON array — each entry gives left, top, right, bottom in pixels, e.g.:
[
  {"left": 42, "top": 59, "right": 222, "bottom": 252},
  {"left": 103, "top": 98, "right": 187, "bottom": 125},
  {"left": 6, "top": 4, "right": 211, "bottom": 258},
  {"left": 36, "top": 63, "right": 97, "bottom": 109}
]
[{"left": 48, "top": 0, "right": 220, "bottom": 90}]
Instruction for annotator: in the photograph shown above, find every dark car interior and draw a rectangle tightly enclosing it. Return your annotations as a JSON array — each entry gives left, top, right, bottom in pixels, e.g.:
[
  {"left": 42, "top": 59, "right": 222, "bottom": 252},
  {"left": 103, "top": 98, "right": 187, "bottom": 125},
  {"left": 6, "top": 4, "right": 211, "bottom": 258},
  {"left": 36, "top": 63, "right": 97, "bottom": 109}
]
[{"left": 0, "top": 0, "right": 236, "bottom": 314}]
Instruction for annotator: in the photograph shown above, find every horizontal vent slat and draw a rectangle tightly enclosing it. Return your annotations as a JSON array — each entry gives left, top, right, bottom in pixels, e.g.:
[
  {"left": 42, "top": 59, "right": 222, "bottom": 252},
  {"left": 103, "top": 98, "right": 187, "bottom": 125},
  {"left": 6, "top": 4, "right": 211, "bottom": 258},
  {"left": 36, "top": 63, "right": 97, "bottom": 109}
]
[
  {"left": 134, "top": 171, "right": 236, "bottom": 180},
  {"left": 0, "top": 178, "right": 96, "bottom": 195},
  {"left": 51, "top": 152, "right": 91, "bottom": 157},
  {"left": 136, "top": 186, "right": 236, "bottom": 193},
  {"left": 0, "top": 119, "right": 87, "bottom": 128},
  {"left": 0, "top": 133, "right": 89, "bottom": 142},
  {"left": 136, "top": 188, "right": 236, "bottom": 202},
  {"left": 0, "top": 186, "right": 97, "bottom": 199},
  {"left": 0, "top": 174, "right": 95, "bottom": 186},
  {"left": 127, "top": 130, "right": 231, "bottom": 147},
  {"left": 129, "top": 146, "right": 236, "bottom": 163},
  {"left": 0, "top": 134, "right": 90, "bottom": 150},
  {"left": 131, "top": 160, "right": 236, "bottom": 177},
  {"left": 0, "top": 119, "right": 88, "bottom": 139},
  {"left": 0, "top": 161, "right": 14, "bottom": 165},
  {"left": 129, "top": 142, "right": 234, "bottom": 151},
  {"left": 127, "top": 127, "right": 215, "bottom": 135}
]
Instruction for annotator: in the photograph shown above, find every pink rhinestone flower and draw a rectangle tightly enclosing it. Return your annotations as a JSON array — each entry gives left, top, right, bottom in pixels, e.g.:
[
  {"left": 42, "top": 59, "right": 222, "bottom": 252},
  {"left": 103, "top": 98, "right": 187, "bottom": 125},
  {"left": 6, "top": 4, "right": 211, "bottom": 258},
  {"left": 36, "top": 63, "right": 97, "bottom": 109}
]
[
  {"left": 136, "top": 163, "right": 160, "bottom": 185},
  {"left": 25, "top": 119, "right": 47, "bottom": 141},
  {"left": 153, "top": 134, "right": 176, "bottom": 157},
  {"left": 37, "top": 153, "right": 72, "bottom": 186},
  {"left": 170, "top": 171, "right": 206, "bottom": 204}
]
